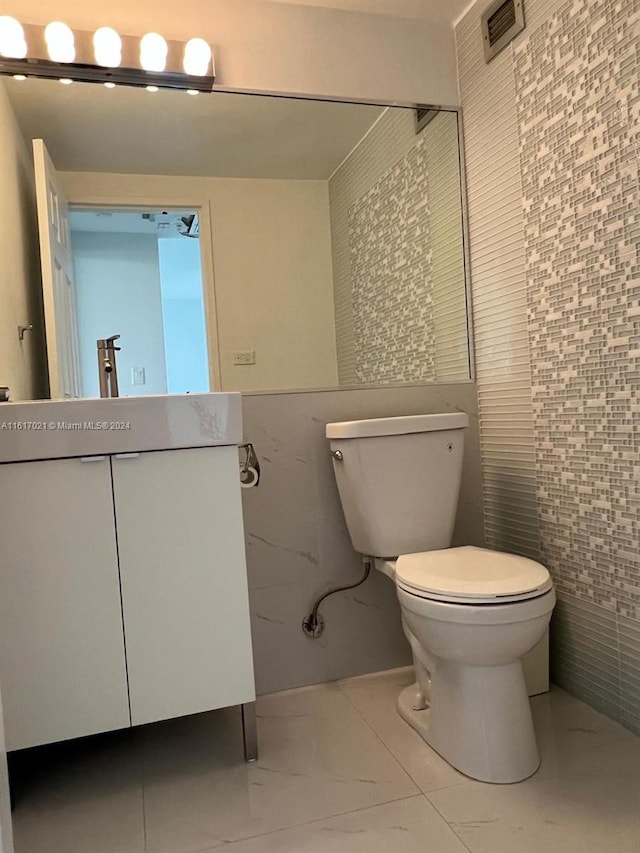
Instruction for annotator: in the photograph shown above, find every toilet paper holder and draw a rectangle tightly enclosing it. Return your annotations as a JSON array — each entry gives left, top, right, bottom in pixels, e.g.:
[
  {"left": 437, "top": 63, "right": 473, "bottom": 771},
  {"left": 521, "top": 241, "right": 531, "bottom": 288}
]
[{"left": 239, "top": 442, "right": 261, "bottom": 488}]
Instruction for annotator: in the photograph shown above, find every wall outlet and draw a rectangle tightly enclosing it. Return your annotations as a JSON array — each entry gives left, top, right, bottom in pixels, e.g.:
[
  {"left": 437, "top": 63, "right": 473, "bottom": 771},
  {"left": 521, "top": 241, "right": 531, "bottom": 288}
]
[
  {"left": 232, "top": 350, "right": 256, "bottom": 366},
  {"left": 131, "top": 366, "right": 146, "bottom": 385}
]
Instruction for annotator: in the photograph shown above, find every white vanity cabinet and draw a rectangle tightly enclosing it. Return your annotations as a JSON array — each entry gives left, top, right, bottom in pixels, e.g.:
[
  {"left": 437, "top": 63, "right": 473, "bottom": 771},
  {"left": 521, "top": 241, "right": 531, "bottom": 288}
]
[
  {"left": 112, "top": 446, "right": 254, "bottom": 726},
  {"left": 0, "top": 456, "right": 131, "bottom": 751},
  {"left": 0, "top": 441, "right": 255, "bottom": 752}
]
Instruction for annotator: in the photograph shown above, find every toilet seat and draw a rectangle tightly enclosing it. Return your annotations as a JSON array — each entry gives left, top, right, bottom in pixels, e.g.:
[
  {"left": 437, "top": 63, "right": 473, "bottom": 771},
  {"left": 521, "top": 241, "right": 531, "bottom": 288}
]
[{"left": 395, "top": 546, "right": 552, "bottom": 604}]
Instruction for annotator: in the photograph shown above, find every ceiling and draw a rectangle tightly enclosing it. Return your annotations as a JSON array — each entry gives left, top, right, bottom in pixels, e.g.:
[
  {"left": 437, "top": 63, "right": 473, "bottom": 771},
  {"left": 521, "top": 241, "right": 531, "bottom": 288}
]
[
  {"left": 260, "top": 0, "right": 472, "bottom": 25},
  {"left": 69, "top": 210, "right": 197, "bottom": 238},
  {"left": 5, "top": 77, "right": 387, "bottom": 179}
]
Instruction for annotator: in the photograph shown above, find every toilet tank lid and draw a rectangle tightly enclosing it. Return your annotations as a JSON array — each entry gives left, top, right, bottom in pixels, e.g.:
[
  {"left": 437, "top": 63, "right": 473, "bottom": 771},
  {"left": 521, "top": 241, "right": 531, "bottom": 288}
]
[{"left": 326, "top": 413, "right": 469, "bottom": 439}]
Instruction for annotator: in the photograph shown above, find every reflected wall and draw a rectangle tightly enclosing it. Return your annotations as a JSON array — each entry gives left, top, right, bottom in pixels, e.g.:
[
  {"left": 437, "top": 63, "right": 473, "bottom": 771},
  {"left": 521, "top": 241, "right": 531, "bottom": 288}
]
[{"left": 1, "top": 77, "right": 471, "bottom": 398}]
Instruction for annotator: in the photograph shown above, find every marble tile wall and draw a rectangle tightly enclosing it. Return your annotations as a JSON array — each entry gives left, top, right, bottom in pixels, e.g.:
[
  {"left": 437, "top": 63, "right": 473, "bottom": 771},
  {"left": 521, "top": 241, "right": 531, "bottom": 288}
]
[{"left": 240, "top": 382, "right": 484, "bottom": 694}]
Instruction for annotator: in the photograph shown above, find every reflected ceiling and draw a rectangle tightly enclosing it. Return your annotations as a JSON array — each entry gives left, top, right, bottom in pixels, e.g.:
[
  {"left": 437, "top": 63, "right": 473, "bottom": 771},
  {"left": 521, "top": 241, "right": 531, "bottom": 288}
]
[{"left": 4, "top": 78, "right": 383, "bottom": 179}]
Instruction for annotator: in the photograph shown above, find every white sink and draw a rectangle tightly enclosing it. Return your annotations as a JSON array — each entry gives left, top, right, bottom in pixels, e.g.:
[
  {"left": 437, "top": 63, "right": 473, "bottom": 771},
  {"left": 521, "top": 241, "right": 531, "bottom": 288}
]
[{"left": 0, "top": 393, "right": 242, "bottom": 463}]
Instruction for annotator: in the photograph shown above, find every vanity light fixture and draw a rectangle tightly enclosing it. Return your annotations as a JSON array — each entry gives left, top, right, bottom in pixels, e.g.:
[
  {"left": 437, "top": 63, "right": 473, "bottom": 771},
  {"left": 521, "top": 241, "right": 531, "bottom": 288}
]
[
  {"left": 183, "top": 37, "right": 211, "bottom": 76},
  {"left": 93, "top": 26, "right": 121, "bottom": 67},
  {"left": 44, "top": 21, "right": 75, "bottom": 63},
  {"left": 0, "top": 16, "right": 27, "bottom": 58},
  {"left": 140, "top": 32, "right": 167, "bottom": 72},
  {"left": 0, "top": 20, "right": 215, "bottom": 92}
]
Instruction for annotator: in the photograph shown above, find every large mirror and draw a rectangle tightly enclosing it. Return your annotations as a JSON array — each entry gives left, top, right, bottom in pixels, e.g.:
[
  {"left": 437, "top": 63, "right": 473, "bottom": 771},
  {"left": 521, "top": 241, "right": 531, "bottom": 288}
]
[{"left": 2, "top": 76, "right": 470, "bottom": 398}]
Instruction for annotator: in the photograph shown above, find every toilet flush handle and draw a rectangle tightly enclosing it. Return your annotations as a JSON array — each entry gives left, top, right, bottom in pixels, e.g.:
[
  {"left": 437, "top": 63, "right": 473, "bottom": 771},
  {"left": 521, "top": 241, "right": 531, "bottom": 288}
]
[{"left": 330, "top": 450, "right": 343, "bottom": 461}]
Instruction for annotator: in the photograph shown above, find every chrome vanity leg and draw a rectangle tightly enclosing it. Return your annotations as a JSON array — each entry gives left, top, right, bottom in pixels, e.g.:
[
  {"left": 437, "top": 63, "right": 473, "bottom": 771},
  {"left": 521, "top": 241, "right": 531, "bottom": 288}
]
[{"left": 241, "top": 702, "right": 258, "bottom": 762}]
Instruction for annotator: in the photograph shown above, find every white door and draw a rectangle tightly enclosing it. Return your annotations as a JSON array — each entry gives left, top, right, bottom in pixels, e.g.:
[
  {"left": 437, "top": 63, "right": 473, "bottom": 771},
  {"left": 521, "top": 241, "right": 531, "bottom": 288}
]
[
  {"left": 33, "top": 139, "right": 81, "bottom": 399},
  {"left": 0, "top": 457, "right": 131, "bottom": 750},
  {"left": 112, "top": 447, "right": 255, "bottom": 726}
]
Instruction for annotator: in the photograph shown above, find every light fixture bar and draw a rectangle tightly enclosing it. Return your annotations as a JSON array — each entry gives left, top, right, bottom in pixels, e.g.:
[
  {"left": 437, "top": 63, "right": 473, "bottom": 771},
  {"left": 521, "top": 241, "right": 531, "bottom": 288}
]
[{"left": 0, "top": 22, "right": 215, "bottom": 92}]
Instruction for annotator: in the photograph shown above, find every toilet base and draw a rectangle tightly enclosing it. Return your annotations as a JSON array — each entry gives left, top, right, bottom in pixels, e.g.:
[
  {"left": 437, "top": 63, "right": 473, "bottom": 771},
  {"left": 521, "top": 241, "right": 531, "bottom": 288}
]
[{"left": 397, "top": 669, "right": 541, "bottom": 784}]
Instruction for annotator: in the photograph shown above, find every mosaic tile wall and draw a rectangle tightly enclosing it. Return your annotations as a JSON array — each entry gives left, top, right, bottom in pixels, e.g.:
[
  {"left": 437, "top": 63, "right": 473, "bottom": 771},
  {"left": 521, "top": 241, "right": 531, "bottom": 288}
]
[
  {"left": 329, "top": 109, "right": 468, "bottom": 387},
  {"left": 456, "top": 0, "right": 639, "bottom": 731},
  {"left": 349, "top": 136, "right": 435, "bottom": 384},
  {"left": 330, "top": 108, "right": 420, "bottom": 385},
  {"left": 514, "top": 0, "right": 640, "bottom": 620}
]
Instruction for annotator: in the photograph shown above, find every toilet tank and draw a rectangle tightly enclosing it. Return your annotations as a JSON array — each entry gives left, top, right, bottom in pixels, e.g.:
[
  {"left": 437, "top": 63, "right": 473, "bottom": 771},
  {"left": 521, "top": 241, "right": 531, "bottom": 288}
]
[{"left": 326, "top": 414, "right": 468, "bottom": 558}]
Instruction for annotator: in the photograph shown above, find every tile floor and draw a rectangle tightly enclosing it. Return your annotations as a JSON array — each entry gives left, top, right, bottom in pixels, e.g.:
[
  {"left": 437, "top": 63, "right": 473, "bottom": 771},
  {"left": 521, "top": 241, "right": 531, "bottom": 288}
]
[{"left": 9, "top": 667, "right": 640, "bottom": 853}]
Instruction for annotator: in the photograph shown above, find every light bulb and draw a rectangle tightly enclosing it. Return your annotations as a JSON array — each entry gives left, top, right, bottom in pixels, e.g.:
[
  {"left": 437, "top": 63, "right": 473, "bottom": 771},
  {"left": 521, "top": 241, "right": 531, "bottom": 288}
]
[
  {"left": 45, "top": 21, "right": 75, "bottom": 63},
  {"left": 104, "top": 81, "right": 116, "bottom": 89},
  {"left": 13, "top": 74, "right": 27, "bottom": 81},
  {"left": 187, "top": 89, "right": 199, "bottom": 96},
  {"left": 183, "top": 37, "right": 211, "bottom": 76},
  {"left": 0, "top": 16, "right": 27, "bottom": 59},
  {"left": 146, "top": 85, "right": 159, "bottom": 93},
  {"left": 93, "top": 26, "right": 121, "bottom": 67},
  {"left": 59, "top": 78, "right": 73, "bottom": 85},
  {"left": 140, "top": 32, "right": 167, "bottom": 72}
]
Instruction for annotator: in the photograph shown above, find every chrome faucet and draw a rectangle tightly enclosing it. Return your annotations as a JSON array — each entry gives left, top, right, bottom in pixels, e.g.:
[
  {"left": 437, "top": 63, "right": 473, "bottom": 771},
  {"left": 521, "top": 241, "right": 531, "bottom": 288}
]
[{"left": 97, "top": 334, "right": 121, "bottom": 398}]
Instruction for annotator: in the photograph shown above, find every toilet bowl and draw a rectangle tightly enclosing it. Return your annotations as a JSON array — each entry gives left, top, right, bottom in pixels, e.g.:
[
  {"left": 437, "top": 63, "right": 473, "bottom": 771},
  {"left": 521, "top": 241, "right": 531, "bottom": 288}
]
[
  {"left": 384, "top": 547, "right": 554, "bottom": 783},
  {"left": 326, "top": 415, "right": 556, "bottom": 784}
]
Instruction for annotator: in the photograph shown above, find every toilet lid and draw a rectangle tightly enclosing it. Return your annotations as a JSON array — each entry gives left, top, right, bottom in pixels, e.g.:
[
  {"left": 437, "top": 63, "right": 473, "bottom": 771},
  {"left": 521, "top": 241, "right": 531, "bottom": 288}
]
[{"left": 395, "top": 546, "right": 552, "bottom": 603}]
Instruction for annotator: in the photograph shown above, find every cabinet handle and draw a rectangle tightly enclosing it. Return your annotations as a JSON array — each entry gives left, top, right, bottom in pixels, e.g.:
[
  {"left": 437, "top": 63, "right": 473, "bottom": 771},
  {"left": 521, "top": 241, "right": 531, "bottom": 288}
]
[
  {"left": 114, "top": 453, "right": 140, "bottom": 460},
  {"left": 79, "top": 455, "right": 107, "bottom": 463}
]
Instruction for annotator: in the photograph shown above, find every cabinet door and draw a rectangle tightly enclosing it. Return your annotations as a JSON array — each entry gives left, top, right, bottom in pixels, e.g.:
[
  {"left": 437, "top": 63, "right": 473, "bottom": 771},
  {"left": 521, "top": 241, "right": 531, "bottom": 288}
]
[
  {"left": 112, "top": 447, "right": 255, "bottom": 726},
  {"left": 0, "top": 457, "right": 130, "bottom": 750}
]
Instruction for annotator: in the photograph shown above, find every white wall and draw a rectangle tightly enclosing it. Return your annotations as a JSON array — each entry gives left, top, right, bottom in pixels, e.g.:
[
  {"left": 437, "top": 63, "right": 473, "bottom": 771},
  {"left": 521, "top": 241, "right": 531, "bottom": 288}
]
[
  {"left": 72, "top": 231, "right": 168, "bottom": 397},
  {"left": 61, "top": 172, "right": 338, "bottom": 393},
  {"left": 4, "top": 0, "right": 459, "bottom": 106},
  {"left": 0, "top": 80, "right": 47, "bottom": 403},
  {"left": 210, "top": 179, "right": 337, "bottom": 391},
  {"left": 157, "top": 238, "right": 209, "bottom": 395}
]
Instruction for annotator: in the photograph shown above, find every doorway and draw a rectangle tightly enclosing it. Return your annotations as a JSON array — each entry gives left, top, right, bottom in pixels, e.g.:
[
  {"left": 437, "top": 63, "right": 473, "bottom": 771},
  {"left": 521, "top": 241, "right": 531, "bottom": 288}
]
[{"left": 69, "top": 207, "right": 210, "bottom": 397}]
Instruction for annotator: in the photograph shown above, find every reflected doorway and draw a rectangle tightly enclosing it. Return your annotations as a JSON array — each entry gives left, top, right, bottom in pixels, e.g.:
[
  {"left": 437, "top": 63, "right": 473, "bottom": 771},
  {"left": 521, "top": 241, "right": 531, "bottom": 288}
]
[{"left": 69, "top": 207, "right": 210, "bottom": 397}]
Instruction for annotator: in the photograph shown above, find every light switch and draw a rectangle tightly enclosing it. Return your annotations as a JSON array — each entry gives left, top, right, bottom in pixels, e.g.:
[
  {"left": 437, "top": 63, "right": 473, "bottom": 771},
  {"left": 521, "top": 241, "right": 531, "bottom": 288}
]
[
  {"left": 132, "top": 367, "right": 146, "bottom": 385},
  {"left": 233, "top": 350, "right": 256, "bottom": 366}
]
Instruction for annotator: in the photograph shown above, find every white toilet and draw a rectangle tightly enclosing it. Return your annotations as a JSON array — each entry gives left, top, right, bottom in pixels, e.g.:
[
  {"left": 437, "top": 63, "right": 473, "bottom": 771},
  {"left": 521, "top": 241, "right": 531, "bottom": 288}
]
[{"left": 326, "top": 413, "right": 555, "bottom": 784}]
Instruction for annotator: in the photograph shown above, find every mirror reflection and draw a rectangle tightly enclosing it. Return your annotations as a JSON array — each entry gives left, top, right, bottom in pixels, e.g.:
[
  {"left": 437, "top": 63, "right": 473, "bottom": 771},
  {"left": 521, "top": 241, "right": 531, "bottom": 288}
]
[{"left": 2, "top": 77, "right": 470, "bottom": 398}]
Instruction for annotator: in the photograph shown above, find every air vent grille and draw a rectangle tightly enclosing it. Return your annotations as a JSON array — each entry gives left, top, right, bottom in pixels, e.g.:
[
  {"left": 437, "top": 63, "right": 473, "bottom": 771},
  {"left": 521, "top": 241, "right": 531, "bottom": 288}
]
[
  {"left": 488, "top": 0, "right": 515, "bottom": 42},
  {"left": 481, "top": 0, "right": 524, "bottom": 62}
]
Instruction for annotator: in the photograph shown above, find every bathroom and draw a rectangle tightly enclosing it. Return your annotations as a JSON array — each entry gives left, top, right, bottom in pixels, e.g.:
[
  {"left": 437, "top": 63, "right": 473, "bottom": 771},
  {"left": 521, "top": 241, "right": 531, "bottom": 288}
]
[{"left": 0, "top": 0, "right": 638, "bottom": 850}]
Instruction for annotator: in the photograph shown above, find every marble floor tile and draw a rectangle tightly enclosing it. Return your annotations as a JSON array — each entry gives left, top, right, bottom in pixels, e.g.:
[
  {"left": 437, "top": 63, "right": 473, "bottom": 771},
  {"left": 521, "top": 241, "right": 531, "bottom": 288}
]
[
  {"left": 427, "top": 771, "right": 640, "bottom": 853},
  {"left": 212, "top": 795, "right": 469, "bottom": 853},
  {"left": 336, "top": 668, "right": 466, "bottom": 793},
  {"left": 530, "top": 685, "right": 640, "bottom": 781},
  {"left": 9, "top": 672, "right": 640, "bottom": 853},
  {"left": 530, "top": 683, "right": 635, "bottom": 738},
  {"left": 140, "top": 684, "right": 419, "bottom": 852}
]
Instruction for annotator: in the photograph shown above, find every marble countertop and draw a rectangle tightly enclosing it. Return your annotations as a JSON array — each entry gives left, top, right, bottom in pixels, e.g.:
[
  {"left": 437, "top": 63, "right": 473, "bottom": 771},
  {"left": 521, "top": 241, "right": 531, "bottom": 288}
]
[{"left": 0, "top": 393, "right": 242, "bottom": 463}]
